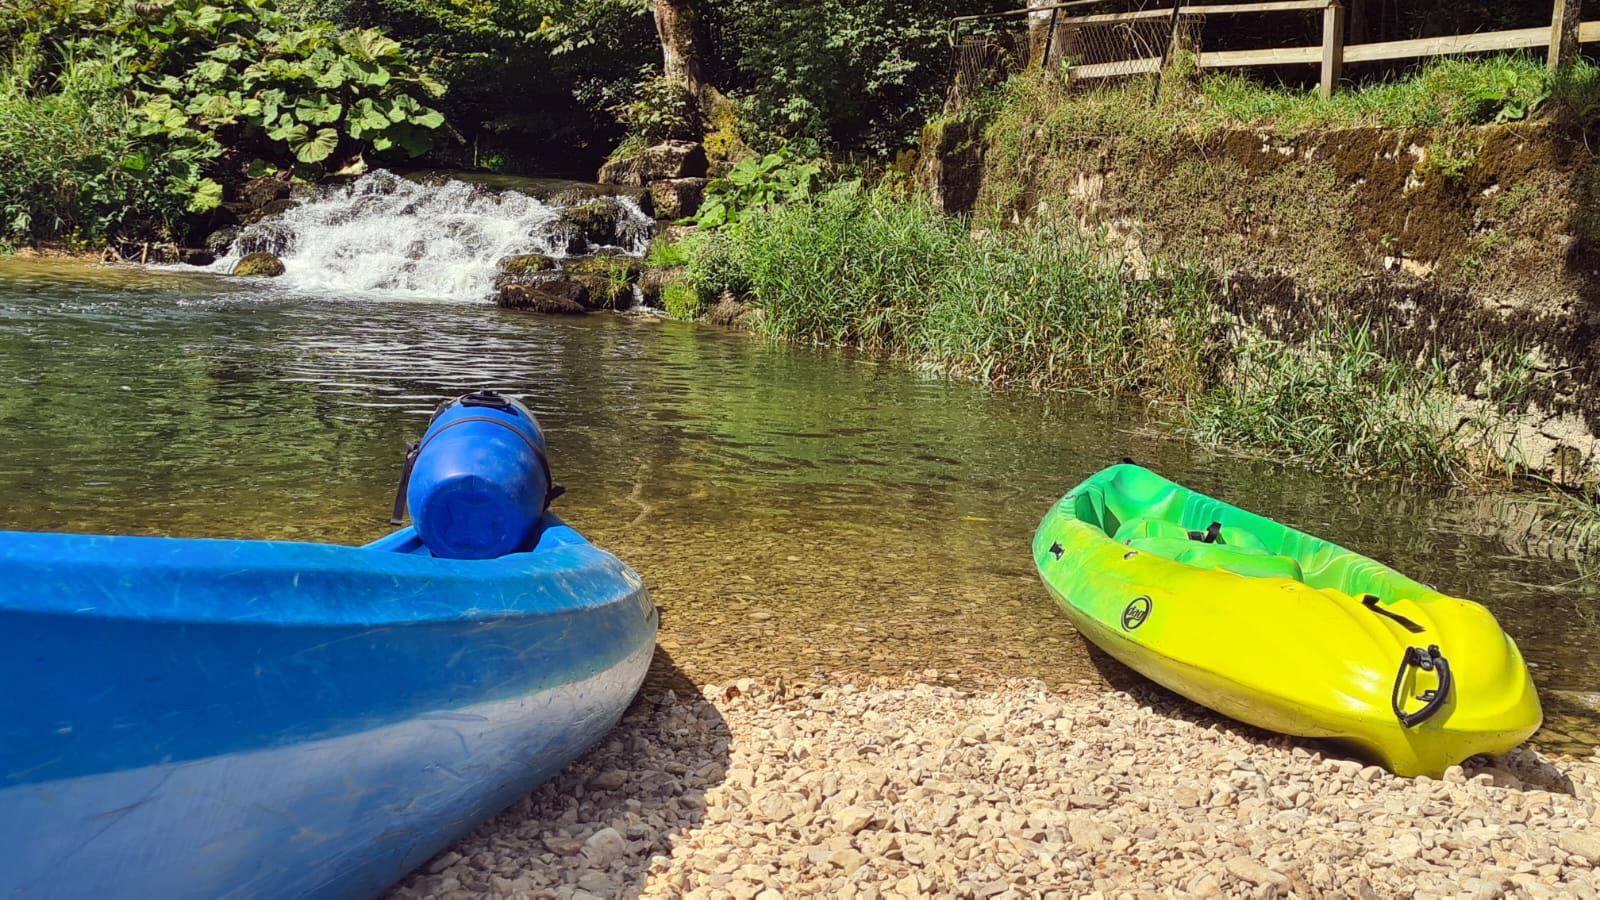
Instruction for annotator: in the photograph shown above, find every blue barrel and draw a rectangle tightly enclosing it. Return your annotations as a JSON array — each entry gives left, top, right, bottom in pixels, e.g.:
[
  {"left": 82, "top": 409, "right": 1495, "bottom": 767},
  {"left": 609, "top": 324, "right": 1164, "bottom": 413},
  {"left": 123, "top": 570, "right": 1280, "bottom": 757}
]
[{"left": 404, "top": 392, "right": 552, "bottom": 560}]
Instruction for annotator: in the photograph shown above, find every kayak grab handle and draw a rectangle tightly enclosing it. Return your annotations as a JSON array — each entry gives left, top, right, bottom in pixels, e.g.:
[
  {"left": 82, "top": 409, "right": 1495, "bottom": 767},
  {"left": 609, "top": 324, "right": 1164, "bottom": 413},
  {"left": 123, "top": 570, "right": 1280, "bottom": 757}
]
[{"left": 1391, "top": 644, "right": 1452, "bottom": 728}]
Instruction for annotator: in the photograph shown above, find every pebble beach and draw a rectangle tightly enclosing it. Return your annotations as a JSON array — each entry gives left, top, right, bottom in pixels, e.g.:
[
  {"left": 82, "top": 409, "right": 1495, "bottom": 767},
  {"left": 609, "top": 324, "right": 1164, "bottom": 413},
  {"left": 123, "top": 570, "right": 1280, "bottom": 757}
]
[{"left": 392, "top": 659, "right": 1600, "bottom": 899}]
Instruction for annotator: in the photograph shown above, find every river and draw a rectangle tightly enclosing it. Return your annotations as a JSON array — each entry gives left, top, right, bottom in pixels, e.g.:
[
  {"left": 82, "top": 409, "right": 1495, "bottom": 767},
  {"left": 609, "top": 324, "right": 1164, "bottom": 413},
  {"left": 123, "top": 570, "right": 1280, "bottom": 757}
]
[{"left": 3, "top": 225, "right": 1599, "bottom": 753}]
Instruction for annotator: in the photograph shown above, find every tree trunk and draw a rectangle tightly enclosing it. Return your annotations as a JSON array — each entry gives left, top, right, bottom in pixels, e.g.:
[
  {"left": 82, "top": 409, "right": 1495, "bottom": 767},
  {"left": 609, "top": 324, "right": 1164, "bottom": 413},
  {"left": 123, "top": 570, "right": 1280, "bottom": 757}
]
[{"left": 654, "top": 0, "right": 703, "bottom": 103}]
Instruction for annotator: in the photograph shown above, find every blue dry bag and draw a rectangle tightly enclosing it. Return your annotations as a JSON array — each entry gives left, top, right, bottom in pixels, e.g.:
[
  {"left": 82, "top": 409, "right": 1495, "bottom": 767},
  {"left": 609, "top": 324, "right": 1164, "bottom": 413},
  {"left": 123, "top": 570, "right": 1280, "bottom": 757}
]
[{"left": 391, "top": 391, "right": 558, "bottom": 559}]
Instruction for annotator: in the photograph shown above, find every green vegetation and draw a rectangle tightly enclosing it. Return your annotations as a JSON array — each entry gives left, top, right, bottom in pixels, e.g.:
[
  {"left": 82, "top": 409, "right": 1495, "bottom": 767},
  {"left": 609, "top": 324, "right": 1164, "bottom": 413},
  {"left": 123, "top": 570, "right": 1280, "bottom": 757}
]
[
  {"left": 970, "top": 54, "right": 1600, "bottom": 157},
  {"left": 1192, "top": 55, "right": 1598, "bottom": 130},
  {"left": 0, "top": 40, "right": 196, "bottom": 247},
  {"left": 1, "top": 0, "right": 443, "bottom": 245},
  {"left": 701, "top": 182, "right": 1219, "bottom": 390},
  {"left": 660, "top": 279, "right": 702, "bottom": 320},
  {"left": 693, "top": 147, "right": 821, "bottom": 228},
  {"left": 698, "top": 1, "right": 1006, "bottom": 157},
  {"left": 322, "top": 0, "right": 656, "bottom": 175}
]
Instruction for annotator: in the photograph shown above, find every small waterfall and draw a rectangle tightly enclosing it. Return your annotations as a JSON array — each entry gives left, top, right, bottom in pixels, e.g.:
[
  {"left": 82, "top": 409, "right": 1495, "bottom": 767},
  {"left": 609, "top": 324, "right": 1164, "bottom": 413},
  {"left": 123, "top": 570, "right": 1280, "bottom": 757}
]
[{"left": 210, "top": 171, "right": 654, "bottom": 302}]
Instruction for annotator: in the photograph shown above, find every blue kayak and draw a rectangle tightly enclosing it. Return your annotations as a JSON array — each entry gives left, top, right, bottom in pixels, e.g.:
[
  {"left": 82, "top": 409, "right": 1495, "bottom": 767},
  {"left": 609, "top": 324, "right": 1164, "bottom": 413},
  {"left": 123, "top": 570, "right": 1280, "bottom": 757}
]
[{"left": 0, "top": 516, "right": 657, "bottom": 898}]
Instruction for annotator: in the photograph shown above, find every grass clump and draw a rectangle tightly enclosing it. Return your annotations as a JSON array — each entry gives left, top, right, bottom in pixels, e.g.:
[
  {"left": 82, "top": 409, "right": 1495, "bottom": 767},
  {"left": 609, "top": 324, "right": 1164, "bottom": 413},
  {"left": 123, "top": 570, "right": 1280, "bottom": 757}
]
[
  {"left": 1188, "top": 323, "right": 1547, "bottom": 482},
  {"left": 660, "top": 281, "right": 703, "bottom": 321},
  {"left": 716, "top": 181, "right": 1221, "bottom": 394},
  {"left": 1189, "top": 325, "right": 1470, "bottom": 480},
  {"left": 989, "top": 54, "right": 1600, "bottom": 150}
]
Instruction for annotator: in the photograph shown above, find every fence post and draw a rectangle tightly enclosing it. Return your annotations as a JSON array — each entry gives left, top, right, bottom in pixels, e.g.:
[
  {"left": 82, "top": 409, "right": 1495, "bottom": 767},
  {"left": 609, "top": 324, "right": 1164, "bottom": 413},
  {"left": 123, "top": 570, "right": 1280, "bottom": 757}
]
[
  {"left": 1027, "top": 0, "right": 1053, "bottom": 68},
  {"left": 1550, "top": 0, "right": 1582, "bottom": 72},
  {"left": 1320, "top": 1, "right": 1345, "bottom": 99}
]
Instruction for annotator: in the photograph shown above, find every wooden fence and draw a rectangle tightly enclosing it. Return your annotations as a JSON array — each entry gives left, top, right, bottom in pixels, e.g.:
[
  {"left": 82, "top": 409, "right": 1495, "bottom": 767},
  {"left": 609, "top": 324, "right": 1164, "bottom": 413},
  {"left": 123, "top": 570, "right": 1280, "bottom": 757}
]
[{"left": 951, "top": 0, "right": 1599, "bottom": 98}]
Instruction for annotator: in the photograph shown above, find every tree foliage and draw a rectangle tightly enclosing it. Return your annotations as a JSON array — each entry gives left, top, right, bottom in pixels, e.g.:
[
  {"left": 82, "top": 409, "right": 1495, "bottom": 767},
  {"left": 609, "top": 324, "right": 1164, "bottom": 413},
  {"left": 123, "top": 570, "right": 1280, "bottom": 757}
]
[
  {"left": 322, "top": 0, "right": 657, "bottom": 175},
  {"left": 697, "top": 0, "right": 1008, "bottom": 157}
]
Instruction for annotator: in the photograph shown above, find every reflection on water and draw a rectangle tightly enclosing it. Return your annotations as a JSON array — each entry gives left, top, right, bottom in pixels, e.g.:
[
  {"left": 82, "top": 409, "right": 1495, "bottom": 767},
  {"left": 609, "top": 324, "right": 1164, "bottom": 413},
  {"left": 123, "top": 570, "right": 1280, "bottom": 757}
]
[{"left": 2, "top": 258, "right": 1598, "bottom": 749}]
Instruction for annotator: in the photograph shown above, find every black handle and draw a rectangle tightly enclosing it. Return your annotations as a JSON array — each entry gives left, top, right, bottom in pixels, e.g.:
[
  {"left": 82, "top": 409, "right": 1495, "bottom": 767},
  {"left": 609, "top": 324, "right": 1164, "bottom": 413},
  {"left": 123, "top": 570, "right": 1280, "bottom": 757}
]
[
  {"left": 460, "top": 390, "right": 515, "bottom": 412},
  {"left": 1391, "top": 644, "right": 1452, "bottom": 728}
]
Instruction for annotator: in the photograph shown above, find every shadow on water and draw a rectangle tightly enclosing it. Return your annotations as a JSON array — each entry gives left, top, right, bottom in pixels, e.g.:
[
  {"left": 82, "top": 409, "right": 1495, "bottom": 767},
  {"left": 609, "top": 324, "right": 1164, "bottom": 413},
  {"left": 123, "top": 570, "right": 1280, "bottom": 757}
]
[{"left": 388, "top": 647, "right": 731, "bottom": 899}]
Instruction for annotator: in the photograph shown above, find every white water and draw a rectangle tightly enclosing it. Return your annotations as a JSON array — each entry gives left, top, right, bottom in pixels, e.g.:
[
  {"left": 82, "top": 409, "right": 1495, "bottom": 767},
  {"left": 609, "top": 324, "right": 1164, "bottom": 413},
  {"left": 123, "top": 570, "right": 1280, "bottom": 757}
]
[{"left": 209, "top": 171, "right": 653, "bottom": 302}]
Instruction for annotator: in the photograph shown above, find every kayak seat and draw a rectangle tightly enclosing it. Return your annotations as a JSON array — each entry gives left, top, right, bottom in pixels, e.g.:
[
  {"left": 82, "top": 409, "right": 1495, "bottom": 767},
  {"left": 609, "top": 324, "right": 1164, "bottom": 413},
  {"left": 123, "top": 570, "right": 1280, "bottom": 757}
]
[
  {"left": 1117, "top": 515, "right": 1306, "bottom": 582},
  {"left": 1125, "top": 536, "right": 1306, "bottom": 582},
  {"left": 1111, "top": 516, "right": 1274, "bottom": 551}
]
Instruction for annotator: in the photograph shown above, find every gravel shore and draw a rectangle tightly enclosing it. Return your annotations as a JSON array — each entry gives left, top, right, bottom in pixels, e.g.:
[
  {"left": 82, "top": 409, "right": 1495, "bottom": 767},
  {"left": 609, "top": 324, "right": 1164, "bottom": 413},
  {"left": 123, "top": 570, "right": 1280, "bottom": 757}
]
[{"left": 392, "top": 666, "right": 1600, "bottom": 899}]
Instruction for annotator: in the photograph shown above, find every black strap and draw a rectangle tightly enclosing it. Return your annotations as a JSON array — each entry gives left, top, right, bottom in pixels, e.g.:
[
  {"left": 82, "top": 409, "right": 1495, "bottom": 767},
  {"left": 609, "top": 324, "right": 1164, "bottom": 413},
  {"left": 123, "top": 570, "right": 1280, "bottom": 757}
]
[
  {"left": 389, "top": 440, "right": 422, "bottom": 526},
  {"left": 1362, "top": 594, "right": 1425, "bottom": 633},
  {"left": 1187, "top": 521, "right": 1223, "bottom": 544},
  {"left": 1391, "top": 644, "right": 1452, "bottom": 728}
]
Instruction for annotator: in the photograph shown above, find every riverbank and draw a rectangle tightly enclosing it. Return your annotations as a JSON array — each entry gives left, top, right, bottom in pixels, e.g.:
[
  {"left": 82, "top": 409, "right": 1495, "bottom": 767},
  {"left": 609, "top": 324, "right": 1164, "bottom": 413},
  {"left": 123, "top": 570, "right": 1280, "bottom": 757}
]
[
  {"left": 658, "top": 182, "right": 1563, "bottom": 489},
  {"left": 392, "top": 666, "right": 1600, "bottom": 898},
  {"left": 917, "top": 60, "right": 1600, "bottom": 489}
]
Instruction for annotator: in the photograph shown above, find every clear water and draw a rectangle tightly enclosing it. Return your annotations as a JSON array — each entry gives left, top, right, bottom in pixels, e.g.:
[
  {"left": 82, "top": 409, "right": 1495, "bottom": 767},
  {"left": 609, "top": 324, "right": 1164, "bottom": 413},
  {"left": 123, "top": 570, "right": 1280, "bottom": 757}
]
[{"left": 3, "top": 255, "right": 1598, "bottom": 750}]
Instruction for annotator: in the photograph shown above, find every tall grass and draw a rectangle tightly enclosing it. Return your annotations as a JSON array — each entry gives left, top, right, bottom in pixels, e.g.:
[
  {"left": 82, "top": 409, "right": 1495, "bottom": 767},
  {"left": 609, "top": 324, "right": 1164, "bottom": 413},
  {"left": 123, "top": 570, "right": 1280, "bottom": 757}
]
[
  {"left": 0, "top": 43, "right": 186, "bottom": 246},
  {"left": 1185, "top": 324, "right": 1530, "bottom": 481},
  {"left": 701, "top": 182, "right": 1221, "bottom": 395}
]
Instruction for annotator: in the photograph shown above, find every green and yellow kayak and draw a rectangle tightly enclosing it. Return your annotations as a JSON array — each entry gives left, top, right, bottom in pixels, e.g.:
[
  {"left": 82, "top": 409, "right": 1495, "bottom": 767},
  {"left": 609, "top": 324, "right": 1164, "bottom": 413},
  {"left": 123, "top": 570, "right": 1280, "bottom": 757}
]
[{"left": 1032, "top": 463, "right": 1541, "bottom": 777}]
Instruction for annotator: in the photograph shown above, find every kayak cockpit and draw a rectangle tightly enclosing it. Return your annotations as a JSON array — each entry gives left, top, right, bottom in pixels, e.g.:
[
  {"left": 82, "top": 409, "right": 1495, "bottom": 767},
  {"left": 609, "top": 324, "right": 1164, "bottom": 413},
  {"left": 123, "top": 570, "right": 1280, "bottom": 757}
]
[
  {"left": 1067, "top": 465, "right": 1437, "bottom": 605},
  {"left": 362, "top": 514, "right": 588, "bottom": 558}
]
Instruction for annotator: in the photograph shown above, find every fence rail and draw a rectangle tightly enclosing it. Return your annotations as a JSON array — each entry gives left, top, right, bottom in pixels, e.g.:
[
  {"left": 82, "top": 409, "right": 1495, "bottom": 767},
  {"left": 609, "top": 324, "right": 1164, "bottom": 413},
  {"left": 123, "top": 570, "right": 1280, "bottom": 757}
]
[{"left": 950, "top": 0, "right": 1596, "bottom": 100}]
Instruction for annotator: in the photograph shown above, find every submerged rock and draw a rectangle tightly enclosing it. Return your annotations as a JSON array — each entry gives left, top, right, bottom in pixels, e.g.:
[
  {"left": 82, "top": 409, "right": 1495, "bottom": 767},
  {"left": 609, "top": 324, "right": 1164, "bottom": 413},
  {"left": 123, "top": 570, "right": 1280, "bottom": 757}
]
[{"left": 232, "top": 252, "right": 285, "bottom": 277}]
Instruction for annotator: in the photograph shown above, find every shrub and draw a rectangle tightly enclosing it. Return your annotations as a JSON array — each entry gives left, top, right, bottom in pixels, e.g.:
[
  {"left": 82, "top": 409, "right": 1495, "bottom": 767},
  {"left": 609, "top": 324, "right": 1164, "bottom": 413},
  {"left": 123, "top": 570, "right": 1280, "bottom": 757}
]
[
  {"left": 611, "top": 71, "right": 697, "bottom": 143},
  {"left": 693, "top": 146, "right": 821, "bottom": 228},
  {"left": 1, "top": 0, "right": 447, "bottom": 244}
]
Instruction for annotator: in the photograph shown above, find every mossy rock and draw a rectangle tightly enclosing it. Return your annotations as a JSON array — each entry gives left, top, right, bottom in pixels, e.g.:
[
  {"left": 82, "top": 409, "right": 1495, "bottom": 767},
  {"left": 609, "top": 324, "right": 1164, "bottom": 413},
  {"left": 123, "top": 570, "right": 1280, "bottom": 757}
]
[
  {"left": 496, "top": 281, "right": 589, "bottom": 315},
  {"left": 702, "top": 89, "right": 750, "bottom": 170},
  {"left": 202, "top": 226, "right": 242, "bottom": 257},
  {"left": 637, "top": 265, "right": 686, "bottom": 308},
  {"left": 500, "top": 254, "right": 557, "bottom": 276},
  {"left": 254, "top": 198, "right": 300, "bottom": 221},
  {"left": 557, "top": 198, "right": 629, "bottom": 252},
  {"left": 232, "top": 252, "right": 285, "bottom": 277},
  {"left": 562, "top": 256, "right": 644, "bottom": 310}
]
